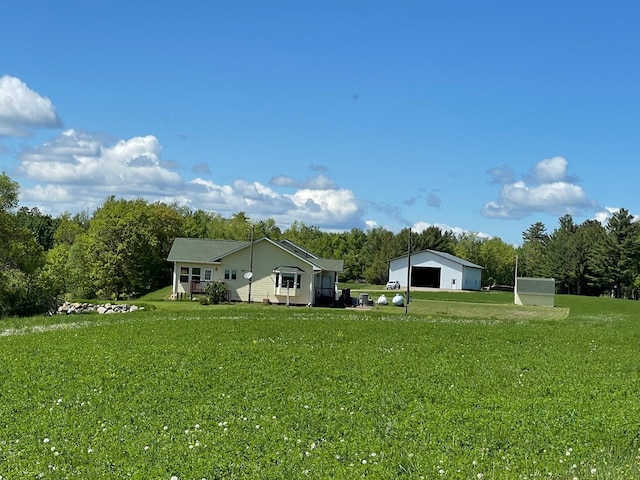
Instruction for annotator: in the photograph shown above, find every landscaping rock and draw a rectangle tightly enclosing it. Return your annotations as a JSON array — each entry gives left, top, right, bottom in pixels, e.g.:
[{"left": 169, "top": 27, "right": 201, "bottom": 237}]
[{"left": 56, "top": 302, "right": 143, "bottom": 315}]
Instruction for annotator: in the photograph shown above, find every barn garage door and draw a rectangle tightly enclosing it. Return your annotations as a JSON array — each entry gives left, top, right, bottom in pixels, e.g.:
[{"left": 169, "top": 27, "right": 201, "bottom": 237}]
[{"left": 411, "top": 267, "right": 441, "bottom": 288}]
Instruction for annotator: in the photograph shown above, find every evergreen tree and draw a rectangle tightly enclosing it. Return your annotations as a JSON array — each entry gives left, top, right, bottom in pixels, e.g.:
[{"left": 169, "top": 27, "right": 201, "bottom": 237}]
[
  {"left": 546, "top": 215, "right": 577, "bottom": 293},
  {"left": 589, "top": 209, "right": 640, "bottom": 298},
  {"left": 519, "top": 222, "right": 549, "bottom": 277}
]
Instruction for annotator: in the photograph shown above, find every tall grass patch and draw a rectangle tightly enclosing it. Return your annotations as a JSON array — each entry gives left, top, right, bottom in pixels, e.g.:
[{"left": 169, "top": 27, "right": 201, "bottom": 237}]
[{"left": 1, "top": 298, "right": 640, "bottom": 479}]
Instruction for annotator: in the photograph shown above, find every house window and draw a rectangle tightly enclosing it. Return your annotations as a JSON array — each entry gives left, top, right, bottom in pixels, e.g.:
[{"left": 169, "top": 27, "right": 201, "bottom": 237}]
[
  {"left": 180, "top": 267, "right": 189, "bottom": 283},
  {"left": 275, "top": 271, "right": 301, "bottom": 295},
  {"left": 224, "top": 269, "right": 237, "bottom": 280},
  {"left": 204, "top": 269, "right": 212, "bottom": 281},
  {"left": 191, "top": 267, "right": 201, "bottom": 282}
]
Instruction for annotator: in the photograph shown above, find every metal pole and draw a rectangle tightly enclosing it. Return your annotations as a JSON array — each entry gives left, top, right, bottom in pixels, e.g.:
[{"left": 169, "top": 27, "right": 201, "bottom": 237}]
[
  {"left": 286, "top": 281, "right": 290, "bottom": 306},
  {"left": 248, "top": 225, "right": 254, "bottom": 304},
  {"left": 405, "top": 228, "right": 411, "bottom": 314}
]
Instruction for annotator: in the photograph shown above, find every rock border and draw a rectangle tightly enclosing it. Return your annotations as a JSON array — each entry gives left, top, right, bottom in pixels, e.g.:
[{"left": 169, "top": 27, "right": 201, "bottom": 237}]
[{"left": 56, "top": 302, "right": 142, "bottom": 315}]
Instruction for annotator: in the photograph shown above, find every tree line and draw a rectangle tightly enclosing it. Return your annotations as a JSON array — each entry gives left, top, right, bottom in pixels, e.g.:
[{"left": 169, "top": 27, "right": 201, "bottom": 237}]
[{"left": 1, "top": 172, "right": 638, "bottom": 316}]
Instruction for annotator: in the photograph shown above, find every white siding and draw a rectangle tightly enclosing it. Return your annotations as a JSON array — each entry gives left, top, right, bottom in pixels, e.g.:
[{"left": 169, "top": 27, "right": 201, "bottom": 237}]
[{"left": 388, "top": 251, "right": 482, "bottom": 291}]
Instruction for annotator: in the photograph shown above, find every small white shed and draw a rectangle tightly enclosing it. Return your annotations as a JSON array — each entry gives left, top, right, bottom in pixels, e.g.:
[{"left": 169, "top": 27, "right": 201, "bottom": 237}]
[{"left": 388, "top": 250, "right": 483, "bottom": 291}]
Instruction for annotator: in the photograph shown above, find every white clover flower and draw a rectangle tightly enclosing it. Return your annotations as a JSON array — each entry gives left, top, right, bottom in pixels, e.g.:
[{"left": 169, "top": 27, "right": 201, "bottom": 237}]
[
  {"left": 194, "top": 424, "right": 200, "bottom": 429},
  {"left": 590, "top": 468, "right": 597, "bottom": 474},
  {"left": 362, "top": 459, "right": 367, "bottom": 465},
  {"left": 43, "top": 438, "right": 50, "bottom": 443},
  {"left": 477, "top": 474, "right": 484, "bottom": 480},
  {"left": 87, "top": 448, "right": 93, "bottom": 454}
]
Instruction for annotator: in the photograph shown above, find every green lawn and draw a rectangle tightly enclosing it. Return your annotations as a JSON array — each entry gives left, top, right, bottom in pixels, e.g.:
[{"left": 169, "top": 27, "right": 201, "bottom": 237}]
[{"left": 1, "top": 292, "right": 639, "bottom": 479}]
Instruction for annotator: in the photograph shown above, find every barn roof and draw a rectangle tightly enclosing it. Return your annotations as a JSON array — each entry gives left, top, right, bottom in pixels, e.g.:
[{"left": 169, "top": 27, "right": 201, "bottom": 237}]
[{"left": 390, "top": 249, "right": 483, "bottom": 269}]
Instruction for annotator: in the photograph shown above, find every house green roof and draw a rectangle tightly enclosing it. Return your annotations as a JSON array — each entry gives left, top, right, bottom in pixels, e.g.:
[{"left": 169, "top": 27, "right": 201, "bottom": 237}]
[
  {"left": 167, "top": 238, "right": 250, "bottom": 263},
  {"left": 313, "top": 258, "right": 344, "bottom": 272}
]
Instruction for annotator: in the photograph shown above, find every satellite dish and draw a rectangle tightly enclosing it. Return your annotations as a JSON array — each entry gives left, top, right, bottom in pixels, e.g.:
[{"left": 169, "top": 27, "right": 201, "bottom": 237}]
[{"left": 244, "top": 271, "right": 253, "bottom": 280}]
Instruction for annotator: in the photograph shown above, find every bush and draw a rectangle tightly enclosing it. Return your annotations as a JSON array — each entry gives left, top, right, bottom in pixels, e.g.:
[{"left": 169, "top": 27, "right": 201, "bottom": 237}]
[{"left": 204, "top": 281, "right": 228, "bottom": 304}]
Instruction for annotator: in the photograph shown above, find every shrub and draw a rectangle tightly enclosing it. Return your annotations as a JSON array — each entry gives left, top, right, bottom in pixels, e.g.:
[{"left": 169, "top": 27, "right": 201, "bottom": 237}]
[{"left": 205, "top": 281, "right": 228, "bottom": 304}]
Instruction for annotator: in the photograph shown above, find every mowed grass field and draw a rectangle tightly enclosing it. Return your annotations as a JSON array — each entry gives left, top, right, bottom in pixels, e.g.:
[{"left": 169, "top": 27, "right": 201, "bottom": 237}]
[{"left": 1, "top": 291, "right": 640, "bottom": 479}]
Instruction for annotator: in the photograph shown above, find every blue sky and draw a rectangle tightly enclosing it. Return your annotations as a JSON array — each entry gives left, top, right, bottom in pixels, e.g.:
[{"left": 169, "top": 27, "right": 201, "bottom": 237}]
[{"left": 1, "top": 1, "right": 638, "bottom": 245}]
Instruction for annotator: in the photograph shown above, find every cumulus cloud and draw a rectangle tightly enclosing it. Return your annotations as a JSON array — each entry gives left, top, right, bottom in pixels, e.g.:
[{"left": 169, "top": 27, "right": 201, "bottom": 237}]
[
  {"left": 530, "top": 156, "right": 568, "bottom": 183},
  {"left": 15, "top": 130, "right": 364, "bottom": 229},
  {"left": 594, "top": 206, "right": 640, "bottom": 225},
  {"left": 412, "top": 221, "right": 491, "bottom": 239},
  {"left": 0, "top": 75, "right": 62, "bottom": 137},
  {"left": 482, "top": 157, "right": 596, "bottom": 219},
  {"left": 286, "top": 188, "right": 360, "bottom": 225},
  {"left": 18, "top": 130, "right": 184, "bottom": 196}
]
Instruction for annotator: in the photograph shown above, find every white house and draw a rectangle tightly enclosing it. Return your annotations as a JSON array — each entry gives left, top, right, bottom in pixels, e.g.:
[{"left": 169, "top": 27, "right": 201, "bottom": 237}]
[
  {"left": 167, "top": 237, "right": 344, "bottom": 306},
  {"left": 388, "top": 249, "right": 483, "bottom": 291}
]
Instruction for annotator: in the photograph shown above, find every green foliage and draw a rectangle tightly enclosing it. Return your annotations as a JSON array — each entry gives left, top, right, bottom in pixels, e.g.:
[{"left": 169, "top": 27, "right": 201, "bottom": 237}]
[
  {"left": 0, "top": 171, "right": 19, "bottom": 211},
  {"left": 83, "top": 197, "right": 184, "bottom": 299},
  {"left": 0, "top": 173, "right": 58, "bottom": 317},
  {"left": 1, "top": 297, "right": 640, "bottom": 478},
  {"left": 14, "top": 207, "right": 60, "bottom": 251},
  {"left": 205, "top": 280, "right": 228, "bottom": 304},
  {"left": 362, "top": 227, "right": 396, "bottom": 284},
  {"left": 479, "top": 237, "right": 515, "bottom": 285}
]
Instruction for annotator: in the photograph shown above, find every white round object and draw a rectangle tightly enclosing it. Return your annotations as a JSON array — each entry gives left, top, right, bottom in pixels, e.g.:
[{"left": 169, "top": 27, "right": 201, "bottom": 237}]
[{"left": 392, "top": 294, "right": 404, "bottom": 306}]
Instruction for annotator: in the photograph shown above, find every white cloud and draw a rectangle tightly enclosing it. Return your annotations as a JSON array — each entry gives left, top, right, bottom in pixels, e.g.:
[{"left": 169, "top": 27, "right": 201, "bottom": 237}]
[
  {"left": 483, "top": 157, "right": 595, "bottom": 219},
  {"left": 594, "top": 206, "right": 619, "bottom": 224},
  {"left": 412, "top": 221, "right": 490, "bottom": 239},
  {"left": 268, "top": 173, "right": 337, "bottom": 190},
  {"left": 15, "top": 129, "right": 365, "bottom": 229},
  {"left": 285, "top": 188, "right": 359, "bottom": 226},
  {"left": 18, "top": 130, "right": 184, "bottom": 195},
  {"left": 530, "top": 156, "right": 569, "bottom": 183},
  {"left": 594, "top": 206, "right": 640, "bottom": 225},
  {"left": 22, "top": 184, "right": 71, "bottom": 203},
  {"left": 0, "top": 75, "right": 62, "bottom": 137}
]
